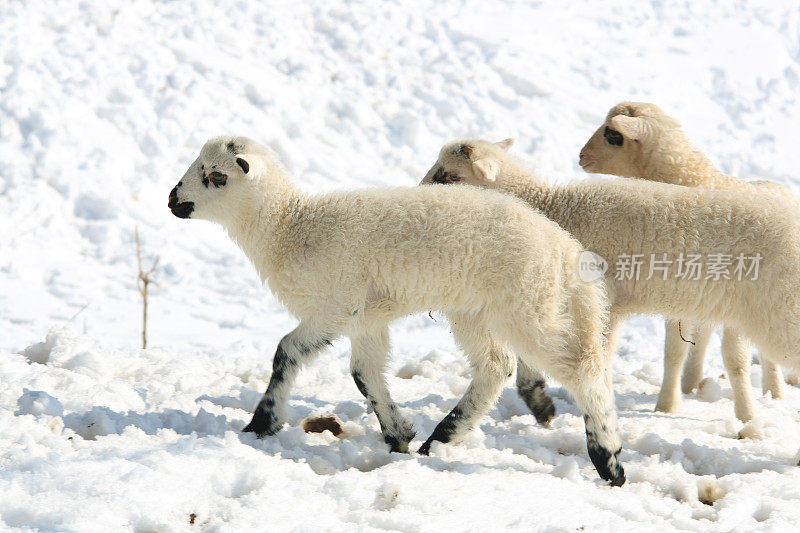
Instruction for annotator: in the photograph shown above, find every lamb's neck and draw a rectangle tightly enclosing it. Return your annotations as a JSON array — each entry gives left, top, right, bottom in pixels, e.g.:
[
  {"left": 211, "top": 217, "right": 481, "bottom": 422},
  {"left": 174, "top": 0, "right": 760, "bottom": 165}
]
[
  {"left": 640, "top": 140, "right": 738, "bottom": 189},
  {"left": 496, "top": 161, "right": 558, "bottom": 217},
  {"left": 224, "top": 180, "right": 302, "bottom": 285}
]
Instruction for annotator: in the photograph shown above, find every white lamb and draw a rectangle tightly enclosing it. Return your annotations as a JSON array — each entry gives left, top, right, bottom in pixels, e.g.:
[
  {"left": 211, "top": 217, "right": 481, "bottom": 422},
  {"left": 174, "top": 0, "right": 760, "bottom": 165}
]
[
  {"left": 168, "top": 135, "right": 626, "bottom": 485},
  {"left": 421, "top": 139, "right": 800, "bottom": 429},
  {"left": 580, "top": 101, "right": 799, "bottom": 416}
]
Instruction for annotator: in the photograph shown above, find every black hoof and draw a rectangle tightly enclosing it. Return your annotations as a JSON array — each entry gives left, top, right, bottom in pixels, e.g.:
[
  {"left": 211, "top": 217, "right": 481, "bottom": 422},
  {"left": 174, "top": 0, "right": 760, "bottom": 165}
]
[
  {"left": 242, "top": 410, "right": 281, "bottom": 438},
  {"left": 418, "top": 436, "right": 441, "bottom": 456},
  {"left": 532, "top": 400, "right": 556, "bottom": 427},
  {"left": 588, "top": 444, "right": 626, "bottom": 487},
  {"left": 609, "top": 472, "right": 626, "bottom": 487},
  {"left": 385, "top": 432, "right": 415, "bottom": 453},
  {"left": 518, "top": 382, "right": 556, "bottom": 427}
]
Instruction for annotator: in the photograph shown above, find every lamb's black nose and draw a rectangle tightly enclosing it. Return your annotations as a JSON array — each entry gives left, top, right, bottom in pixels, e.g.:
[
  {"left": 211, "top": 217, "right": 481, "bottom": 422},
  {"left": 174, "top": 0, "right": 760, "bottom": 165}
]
[{"left": 168, "top": 186, "right": 178, "bottom": 208}]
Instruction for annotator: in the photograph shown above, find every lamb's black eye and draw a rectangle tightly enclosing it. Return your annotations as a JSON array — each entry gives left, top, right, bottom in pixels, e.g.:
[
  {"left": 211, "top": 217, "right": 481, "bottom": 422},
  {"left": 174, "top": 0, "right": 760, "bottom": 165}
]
[
  {"left": 604, "top": 126, "right": 623, "bottom": 146},
  {"left": 208, "top": 171, "right": 227, "bottom": 187},
  {"left": 236, "top": 157, "right": 249, "bottom": 174},
  {"left": 459, "top": 144, "right": 473, "bottom": 158}
]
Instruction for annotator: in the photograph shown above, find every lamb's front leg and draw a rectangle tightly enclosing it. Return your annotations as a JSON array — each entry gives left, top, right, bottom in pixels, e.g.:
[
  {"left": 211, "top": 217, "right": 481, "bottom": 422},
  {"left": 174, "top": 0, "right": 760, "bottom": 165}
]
[
  {"left": 419, "top": 313, "right": 514, "bottom": 455},
  {"left": 655, "top": 320, "right": 692, "bottom": 413},
  {"left": 243, "top": 322, "right": 333, "bottom": 437},
  {"left": 721, "top": 327, "right": 755, "bottom": 422},
  {"left": 681, "top": 323, "right": 714, "bottom": 393},
  {"left": 350, "top": 329, "right": 416, "bottom": 452}
]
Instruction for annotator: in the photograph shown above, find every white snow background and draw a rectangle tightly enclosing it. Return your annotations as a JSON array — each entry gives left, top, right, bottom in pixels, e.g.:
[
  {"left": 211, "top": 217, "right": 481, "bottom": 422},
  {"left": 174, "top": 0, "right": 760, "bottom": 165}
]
[{"left": 2, "top": 0, "right": 800, "bottom": 530}]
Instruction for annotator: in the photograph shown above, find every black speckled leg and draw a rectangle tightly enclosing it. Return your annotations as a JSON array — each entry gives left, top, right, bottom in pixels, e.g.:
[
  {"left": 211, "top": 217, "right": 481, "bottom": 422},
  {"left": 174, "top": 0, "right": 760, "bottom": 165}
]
[
  {"left": 243, "top": 322, "right": 332, "bottom": 438},
  {"left": 350, "top": 329, "right": 415, "bottom": 452},
  {"left": 419, "top": 312, "right": 514, "bottom": 455},
  {"left": 516, "top": 361, "right": 555, "bottom": 426}
]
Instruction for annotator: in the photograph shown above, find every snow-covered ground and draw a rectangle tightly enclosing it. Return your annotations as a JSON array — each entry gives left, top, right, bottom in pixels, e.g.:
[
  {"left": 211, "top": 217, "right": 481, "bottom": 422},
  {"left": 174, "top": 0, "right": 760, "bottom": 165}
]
[{"left": 2, "top": 0, "right": 800, "bottom": 530}]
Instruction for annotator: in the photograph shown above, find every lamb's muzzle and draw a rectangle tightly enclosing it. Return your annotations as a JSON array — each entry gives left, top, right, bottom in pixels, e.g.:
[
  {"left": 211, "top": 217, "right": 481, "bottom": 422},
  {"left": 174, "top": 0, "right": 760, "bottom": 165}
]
[{"left": 168, "top": 186, "right": 194, "bottom": 218}]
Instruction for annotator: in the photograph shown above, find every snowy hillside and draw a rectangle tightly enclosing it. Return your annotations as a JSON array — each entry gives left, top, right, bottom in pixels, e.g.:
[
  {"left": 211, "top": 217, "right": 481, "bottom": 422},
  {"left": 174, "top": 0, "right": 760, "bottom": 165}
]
[{"left": 2, "top": 0, "right": 800, "bottom": 530}]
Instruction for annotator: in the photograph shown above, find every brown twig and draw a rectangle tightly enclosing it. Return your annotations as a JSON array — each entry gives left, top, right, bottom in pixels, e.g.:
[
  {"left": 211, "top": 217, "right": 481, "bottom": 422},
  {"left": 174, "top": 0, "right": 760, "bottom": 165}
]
[
  {"left": 678, "top": 321, "right": 695, "bottom": 345},
  {"left": 66, "top": 302, "right": 90, "bottom": 324},
  {"left": 135, "top": 227, "right": 159, "bottom": 349}
]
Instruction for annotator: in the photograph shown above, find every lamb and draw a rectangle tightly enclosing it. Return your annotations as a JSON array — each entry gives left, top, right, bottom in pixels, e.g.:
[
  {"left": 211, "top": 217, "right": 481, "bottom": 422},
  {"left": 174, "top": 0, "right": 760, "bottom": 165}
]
[
  {"left": 579, "top": 101, "right": 798, "bottom": 416},
  {"left": 168, "top": 135, "right": 626, "bottom": 486},
  {"left": 420, "top": 139, "right": 800, "bottom": 430}
]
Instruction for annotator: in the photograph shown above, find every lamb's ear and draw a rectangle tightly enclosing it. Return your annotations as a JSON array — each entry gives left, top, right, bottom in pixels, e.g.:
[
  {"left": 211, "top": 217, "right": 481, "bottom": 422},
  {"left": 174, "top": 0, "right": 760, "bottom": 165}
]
[
  {"left": 236, "top": 157, "right": 249, "bottom": 174},
  {"left": 495, "top": 138, "right": 514, "bottom": 152},
  {"left": 610, "top": 115, "right": 648, "bottom": 141},
  {"left": 472, "top": 158, "right": 498, "bottom": 182}
]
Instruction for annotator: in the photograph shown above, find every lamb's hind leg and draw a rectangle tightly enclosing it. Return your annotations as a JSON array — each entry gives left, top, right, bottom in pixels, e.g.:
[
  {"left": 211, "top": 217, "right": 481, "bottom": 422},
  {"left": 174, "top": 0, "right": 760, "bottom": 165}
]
[
  {"left": 419, "top": 312, "right": 514, "bottom": 455},
  {"left": 761, "top": 355, "right": 785, "bottom": 399},
  {"left": 243, "top": 321, "right": 333, "bottom": 437},
  {"left": 548, "top": 361, "right": 625, "bottom": 486},
  {"left": 350, "top": 328, "right": 415, "bottom": 452},
  {"left": 516, "top": 361, "right": 555, "bottom": 426},
  {"left": 547, "top": 290, "right": 625, "bottom": 485},
  {"left": 758, "top": 349, "right": 800, "bottom": 464}
]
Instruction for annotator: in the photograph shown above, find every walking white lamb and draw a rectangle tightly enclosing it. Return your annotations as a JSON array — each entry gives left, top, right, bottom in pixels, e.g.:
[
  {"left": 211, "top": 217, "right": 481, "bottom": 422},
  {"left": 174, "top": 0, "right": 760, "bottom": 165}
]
[
  {"left": 421, "top": 138, "right": 800, "bottom": 429},
  {"left": 168, "top": 135, "right": 626, "bottom": 485},
  {"left": 579, "top": 101, "right": 799, "bottom": 414}
]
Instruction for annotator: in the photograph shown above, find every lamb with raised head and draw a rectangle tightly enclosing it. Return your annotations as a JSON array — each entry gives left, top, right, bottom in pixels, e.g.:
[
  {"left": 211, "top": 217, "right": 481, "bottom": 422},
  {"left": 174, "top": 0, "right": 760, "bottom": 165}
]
[
  {"left": 421, "top": 139, "right": 800, "bottom": 429},
  {"left": 579, "top": 101, "right": 798, "bottom": 415},
  {"left": 168, "top": 135, "right": 625, "bottom": 486}
]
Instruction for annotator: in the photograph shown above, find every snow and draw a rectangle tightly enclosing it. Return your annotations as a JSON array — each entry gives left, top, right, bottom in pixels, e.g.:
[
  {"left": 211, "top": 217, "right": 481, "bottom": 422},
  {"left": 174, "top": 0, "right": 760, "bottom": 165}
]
[
  {"left": 697, "top": 378, "right": 723, "bottom": 403},
  {"left": 2, "top": 0, "right": 800, "bottom": 530}
]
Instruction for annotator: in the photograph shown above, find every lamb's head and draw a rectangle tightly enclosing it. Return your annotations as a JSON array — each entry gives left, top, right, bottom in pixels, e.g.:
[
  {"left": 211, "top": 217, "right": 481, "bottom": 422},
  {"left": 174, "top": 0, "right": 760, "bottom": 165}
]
[
  {"left": 168, "top": 135, "right": 279, "bottom": 223},
  {"left": 579, "top": 101, "right": 682, "bottom": 177},
  {"left": 419, "top": 138, "right": 514, "bottom": 187}
]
